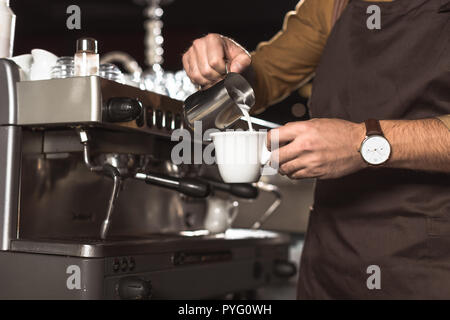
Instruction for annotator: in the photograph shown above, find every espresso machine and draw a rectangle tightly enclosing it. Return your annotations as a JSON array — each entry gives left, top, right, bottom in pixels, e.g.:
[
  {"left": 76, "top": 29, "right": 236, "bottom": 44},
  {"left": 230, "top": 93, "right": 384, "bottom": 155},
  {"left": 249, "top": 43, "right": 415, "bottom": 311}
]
[{"left": 0, "top": 59, "right": 294, "bottom": 299}]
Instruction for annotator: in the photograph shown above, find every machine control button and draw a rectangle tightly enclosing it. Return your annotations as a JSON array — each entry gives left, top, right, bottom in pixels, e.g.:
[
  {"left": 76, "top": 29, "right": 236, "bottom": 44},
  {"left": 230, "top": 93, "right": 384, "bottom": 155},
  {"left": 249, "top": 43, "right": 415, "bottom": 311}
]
[
  {"left": 118, "top": 277, "right": 152, "bottom": 300},
  {"left": 174, "top": 113, "right": 182, "bottom": 129},
  {"left": 273, "top": 260, "right": 297, "bottom": 278},
  {"left": 136, "top": 114, "right": 144, "bottom": 127},
  {"left": 105, "top": 97, "right": 143, "bottom": 123},
  {"left": 113, "top": 259, "right": 120, "bottom": 272},
  {"left": 165, "top": 111, "right": 173, "bottom": 130},
  {"left": 156, "top": 110, "right": 163, "bottom": 129},
  {"left": 146, "top": 107, "right": 154, "bottom": 128},
  {"left": 172, "top": 252, "right": 186, "bottom": 266},
  {"left": 129, "top": 257, "right": 136, "bottom": 271},
  {"left": 121, "top": 258, "right": 129, "bottom": 272}
]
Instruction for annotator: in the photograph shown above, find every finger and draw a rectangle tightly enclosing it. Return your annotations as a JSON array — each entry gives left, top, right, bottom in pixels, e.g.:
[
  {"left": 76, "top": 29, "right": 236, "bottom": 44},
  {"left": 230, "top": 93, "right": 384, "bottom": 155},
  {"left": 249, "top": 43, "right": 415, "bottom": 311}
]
[
  {"left": 229, "top": 52, "right": 252, "bottom": 73},
  {"left": 268, "top": 128, "right": 294, "bottom": 149},
  {"left": 289, "top": 168, "right": 321, "bottom": 180},
  {"left": 267, "top": 129, "right": 284, "bottom": 151},
  {"left": 267, "top": 128, "right": 295, "bottom": 151},
  {"left": 269, "top": 145, "right": 303, "bottom": 172},
  {"left": 277, "top": 142, "right": 307, "bottom": 165},
  {"left": 279, "top": 157, "right": 307, "bottom": 176},
  {"left": 187, "top": 49, "right": 210, "bottom": 86},
  {"left": 268, "top": 122, "right": 308, "bottom": 147},
  {"left": 205, "top": 34, "right": 228, "bottom": 75},
  {"left": 182, "top": 52, "right": 191, "bottom": 75},
  {"left": 193, "top": 39, "right": 223, "bottom": 81},
  {"left": 223, "top": 37, "right": 251, "bottom": 73}
]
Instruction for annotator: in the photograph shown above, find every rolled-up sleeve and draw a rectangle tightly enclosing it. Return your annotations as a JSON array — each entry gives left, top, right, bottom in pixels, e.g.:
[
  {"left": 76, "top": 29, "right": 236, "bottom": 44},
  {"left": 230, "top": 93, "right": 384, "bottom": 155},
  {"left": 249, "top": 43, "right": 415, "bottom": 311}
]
[
  {"left": 437, "top": 115, "right": 450, "bottom": 130},
  {"left": 250, "top": 0, "right": 333, "bottom": 114}
]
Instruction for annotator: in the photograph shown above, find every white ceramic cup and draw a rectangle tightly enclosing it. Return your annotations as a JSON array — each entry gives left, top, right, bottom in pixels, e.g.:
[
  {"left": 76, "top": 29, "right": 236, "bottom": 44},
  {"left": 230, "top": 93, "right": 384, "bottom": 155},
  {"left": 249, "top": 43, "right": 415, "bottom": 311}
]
[
  {"left": 30, "top": 49, "right": 58, "bottom": 80},
  {"left": 210, "top": 131, "right": 272, "bottom": 183},
  {"left": 9, "top": 54, "right": 33, "bottom": 73},
  {"left": 204, "top": 197, "right": 239, "bottom": 234},
  {"left": 9, "top": 54, "right": 33, "bottom": 80}
]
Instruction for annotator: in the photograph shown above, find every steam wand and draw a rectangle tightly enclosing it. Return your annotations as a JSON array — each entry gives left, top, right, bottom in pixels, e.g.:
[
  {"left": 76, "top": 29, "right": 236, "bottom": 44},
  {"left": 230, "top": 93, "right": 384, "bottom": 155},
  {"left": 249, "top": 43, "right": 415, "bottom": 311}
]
[
  {"left": 78, "top": 129, "right": 123, "bottom": 239},
  {"left": 251, "top": 182, "right": 282, "bottom": 229},
  {"left": 99, "top": 165, "right": 122, "bottom": 240}
]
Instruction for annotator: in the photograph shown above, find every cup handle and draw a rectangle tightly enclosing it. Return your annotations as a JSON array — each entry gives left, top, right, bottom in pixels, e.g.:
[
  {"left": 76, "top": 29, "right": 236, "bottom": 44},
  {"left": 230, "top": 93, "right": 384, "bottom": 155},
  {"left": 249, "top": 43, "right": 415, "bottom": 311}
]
[
  {"left": 260, "top": 143, "right": 272, "bottom": 166},
  {"left": 228, "top": 201, "right": 239, "bottom": 226}
]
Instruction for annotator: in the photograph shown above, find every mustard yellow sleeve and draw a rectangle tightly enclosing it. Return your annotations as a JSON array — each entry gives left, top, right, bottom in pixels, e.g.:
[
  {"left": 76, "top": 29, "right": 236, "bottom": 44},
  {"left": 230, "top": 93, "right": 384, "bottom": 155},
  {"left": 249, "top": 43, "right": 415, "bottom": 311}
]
[
  {"left": 250, "top": 0, "right": 334, "bottom": 114},
  {"left": 437, "top": 115, "right": 450, "bottom": 130}
]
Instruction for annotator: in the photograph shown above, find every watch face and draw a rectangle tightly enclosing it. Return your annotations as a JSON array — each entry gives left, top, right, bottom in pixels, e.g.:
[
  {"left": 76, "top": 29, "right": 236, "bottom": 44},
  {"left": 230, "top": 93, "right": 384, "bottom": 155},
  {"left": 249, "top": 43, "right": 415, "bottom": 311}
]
[{"left": 361, "top": 135, "right": 391, "bottom": 165}]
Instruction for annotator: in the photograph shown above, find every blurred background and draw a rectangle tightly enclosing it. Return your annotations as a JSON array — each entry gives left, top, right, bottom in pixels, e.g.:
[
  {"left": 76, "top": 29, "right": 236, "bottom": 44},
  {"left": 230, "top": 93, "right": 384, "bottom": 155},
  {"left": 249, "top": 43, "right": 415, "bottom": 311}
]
[{"left": 10, "top": 0, "right": 310, "bottom": 125}]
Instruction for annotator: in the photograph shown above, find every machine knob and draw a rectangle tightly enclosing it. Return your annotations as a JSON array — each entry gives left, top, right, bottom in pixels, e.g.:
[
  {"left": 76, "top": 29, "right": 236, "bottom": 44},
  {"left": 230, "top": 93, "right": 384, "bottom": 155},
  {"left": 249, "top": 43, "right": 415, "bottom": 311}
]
[
  {"left": 118, "top": 276, "right": 152, "bottom": 300},
  {"left": 273, "top": 260, "right": 297, "bottom": 279},
  {"left": 105, "top": 97, "right": 143, "bottom": 122}
]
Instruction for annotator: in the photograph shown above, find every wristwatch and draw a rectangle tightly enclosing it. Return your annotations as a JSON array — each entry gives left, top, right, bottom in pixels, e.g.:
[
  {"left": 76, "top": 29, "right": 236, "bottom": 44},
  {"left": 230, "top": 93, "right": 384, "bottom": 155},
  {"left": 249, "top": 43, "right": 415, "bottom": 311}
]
[{"left": 360, "top": 119, "right": 391, "bottom": 166}]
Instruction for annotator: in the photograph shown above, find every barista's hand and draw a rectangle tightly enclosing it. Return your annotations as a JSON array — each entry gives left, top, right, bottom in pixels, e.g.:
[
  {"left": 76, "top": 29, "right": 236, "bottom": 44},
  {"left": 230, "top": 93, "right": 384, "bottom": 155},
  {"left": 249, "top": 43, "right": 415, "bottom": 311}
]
[
  {"left": 268, "top": 119, "right": 367, "bottom": 180},
  {"left": 182, "top": 33, "right": 251, "bottom": 87}
]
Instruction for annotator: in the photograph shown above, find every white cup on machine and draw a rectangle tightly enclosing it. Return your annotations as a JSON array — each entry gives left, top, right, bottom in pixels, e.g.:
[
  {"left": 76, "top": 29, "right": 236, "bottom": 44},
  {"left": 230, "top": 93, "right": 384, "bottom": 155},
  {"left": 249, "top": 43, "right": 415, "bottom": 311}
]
[
  {"left": 204, "top": 197, "right": 239, "bottom": 234},
  {"left": 9, "top": 54, "right": 33, "bottom": 80},
  {"left": 210, "top": 131, "right": 273, "bottom": 184},
  {"left": 29, "top": 49, "right": 58, "bottom": 80}
]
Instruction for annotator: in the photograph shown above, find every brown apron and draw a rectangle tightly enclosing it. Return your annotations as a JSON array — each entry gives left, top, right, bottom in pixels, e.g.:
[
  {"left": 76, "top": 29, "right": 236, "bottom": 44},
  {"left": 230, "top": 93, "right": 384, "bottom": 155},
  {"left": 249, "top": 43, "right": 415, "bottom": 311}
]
[{"left": 298, "top": 0, "right": 450, "bottom": 299}]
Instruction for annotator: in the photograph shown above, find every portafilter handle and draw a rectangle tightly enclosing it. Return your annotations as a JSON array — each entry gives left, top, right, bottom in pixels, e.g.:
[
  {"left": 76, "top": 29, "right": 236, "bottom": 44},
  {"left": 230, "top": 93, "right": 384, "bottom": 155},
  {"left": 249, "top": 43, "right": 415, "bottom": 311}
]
[
  {"left": 134, "top": 172, "right": 210, "bottom": 198},
  {"left": 199, "top": 178, "right": 259, "bottom": 199}
]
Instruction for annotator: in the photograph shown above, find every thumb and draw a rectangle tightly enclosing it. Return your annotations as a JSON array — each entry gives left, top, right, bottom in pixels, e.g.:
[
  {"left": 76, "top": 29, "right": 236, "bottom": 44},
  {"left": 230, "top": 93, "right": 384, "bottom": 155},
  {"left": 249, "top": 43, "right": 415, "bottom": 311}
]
[
  {"left": 222, "top": 37, "right": 251, "bottom": 73},
  {"left": 229, "top": 53, "right": 251, "bottom": 73}
]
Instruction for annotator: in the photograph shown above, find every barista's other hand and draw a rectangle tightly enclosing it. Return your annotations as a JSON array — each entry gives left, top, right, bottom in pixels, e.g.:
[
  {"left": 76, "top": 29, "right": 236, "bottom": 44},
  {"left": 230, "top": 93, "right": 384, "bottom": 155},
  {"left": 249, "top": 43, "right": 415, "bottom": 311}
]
[
  {"left": 267, "top": 119, "right": 367, "bottom": 180},
  {"left": 182, "top": 33, "right": 251, "bottom": 87}
]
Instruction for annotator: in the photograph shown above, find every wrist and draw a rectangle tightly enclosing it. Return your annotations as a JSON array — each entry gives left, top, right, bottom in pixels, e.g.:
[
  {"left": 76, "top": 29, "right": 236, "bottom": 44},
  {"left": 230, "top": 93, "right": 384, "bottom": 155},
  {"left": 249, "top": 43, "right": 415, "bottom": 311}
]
[
  {"left": 379, "top": 120, "right": 400, "bottom": 167},
  {"left": 354, "top": 122, "right": 369, "bottom": 169}
]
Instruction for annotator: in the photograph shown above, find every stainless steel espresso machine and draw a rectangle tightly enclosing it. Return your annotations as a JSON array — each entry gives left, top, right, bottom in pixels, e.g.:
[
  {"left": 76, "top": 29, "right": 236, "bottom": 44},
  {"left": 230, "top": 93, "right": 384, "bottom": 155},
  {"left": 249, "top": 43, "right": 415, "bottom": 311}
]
[{"left": 0, "top": 59, "right": 294, "bottom": 300}]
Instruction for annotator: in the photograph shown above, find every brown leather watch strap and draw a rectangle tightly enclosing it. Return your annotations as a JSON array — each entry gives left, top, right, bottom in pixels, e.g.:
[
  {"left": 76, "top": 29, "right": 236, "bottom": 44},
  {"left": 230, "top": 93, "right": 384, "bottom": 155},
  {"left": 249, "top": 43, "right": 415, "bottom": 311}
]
[{"left": 365, "top": 119, "right": 384, "bottom": 136}]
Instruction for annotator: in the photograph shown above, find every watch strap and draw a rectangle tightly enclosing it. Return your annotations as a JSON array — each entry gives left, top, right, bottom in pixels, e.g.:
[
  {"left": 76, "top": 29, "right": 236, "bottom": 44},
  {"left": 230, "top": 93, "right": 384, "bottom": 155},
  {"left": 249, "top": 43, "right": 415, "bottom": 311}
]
[{"left": 365, "top": 119, "right": 383, "bottom": 136}]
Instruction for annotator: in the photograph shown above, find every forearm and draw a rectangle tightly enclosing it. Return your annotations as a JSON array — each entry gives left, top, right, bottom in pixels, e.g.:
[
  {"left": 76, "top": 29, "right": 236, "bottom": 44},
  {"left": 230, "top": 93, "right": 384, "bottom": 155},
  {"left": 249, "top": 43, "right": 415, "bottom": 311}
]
[
  {"left": 380, "top": 118, "right": 450, "bottom": 172},
  {"left": 248, "top": 0, "right": 331, "bottom": 114}
]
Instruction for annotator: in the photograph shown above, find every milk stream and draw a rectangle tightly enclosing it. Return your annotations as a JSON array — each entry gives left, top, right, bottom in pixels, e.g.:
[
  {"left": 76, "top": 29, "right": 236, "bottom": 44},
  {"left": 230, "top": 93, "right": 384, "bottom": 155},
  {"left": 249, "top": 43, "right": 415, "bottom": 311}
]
[{"left": 238, "top": 104, "right": 253, "bottom": 132}]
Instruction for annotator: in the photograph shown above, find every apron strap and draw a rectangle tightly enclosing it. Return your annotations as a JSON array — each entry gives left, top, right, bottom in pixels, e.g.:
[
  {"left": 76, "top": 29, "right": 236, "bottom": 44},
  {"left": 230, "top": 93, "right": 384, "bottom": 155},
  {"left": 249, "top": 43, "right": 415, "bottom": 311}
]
[
  {"left": 439, "top": 0, "right": 450, "bottom": 12},
  {"left": 332, "top": 0, "right": 350, "bottom": 27}
]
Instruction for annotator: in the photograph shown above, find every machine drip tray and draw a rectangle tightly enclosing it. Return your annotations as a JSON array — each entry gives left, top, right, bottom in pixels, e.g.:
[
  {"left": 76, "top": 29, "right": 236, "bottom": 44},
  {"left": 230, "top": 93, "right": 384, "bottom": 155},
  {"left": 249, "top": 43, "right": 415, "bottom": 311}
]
[
  {"left": 34, "top": 234, "right": 188, "bottom": 244},
  {"left": 11, "top": 229, "right": 289, "bottom": 258}
]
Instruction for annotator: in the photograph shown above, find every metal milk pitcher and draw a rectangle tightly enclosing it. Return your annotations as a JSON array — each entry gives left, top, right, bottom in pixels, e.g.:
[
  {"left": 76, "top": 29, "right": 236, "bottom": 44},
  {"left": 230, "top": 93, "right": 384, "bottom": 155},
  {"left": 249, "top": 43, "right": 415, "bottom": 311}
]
[{"left": 183, "top": 73, "right": 255, "bottom": 131}]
